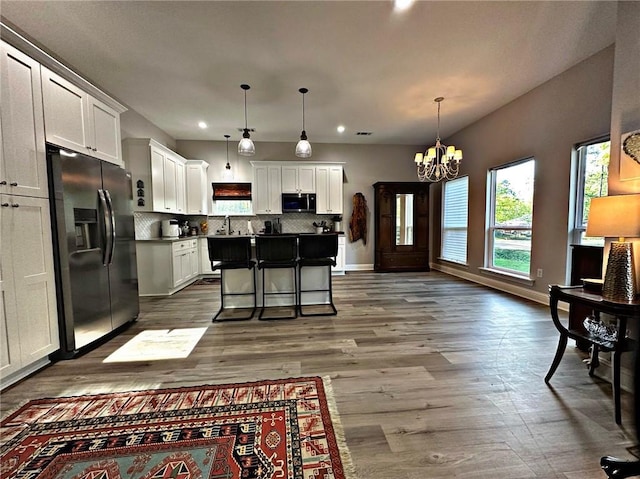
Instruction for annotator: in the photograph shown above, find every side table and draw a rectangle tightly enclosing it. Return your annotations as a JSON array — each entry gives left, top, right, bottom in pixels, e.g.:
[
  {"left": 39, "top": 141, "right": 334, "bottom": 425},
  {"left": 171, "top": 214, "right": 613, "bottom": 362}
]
[{"left": 545, "top": 284, "right": 640, "bottom": 425}]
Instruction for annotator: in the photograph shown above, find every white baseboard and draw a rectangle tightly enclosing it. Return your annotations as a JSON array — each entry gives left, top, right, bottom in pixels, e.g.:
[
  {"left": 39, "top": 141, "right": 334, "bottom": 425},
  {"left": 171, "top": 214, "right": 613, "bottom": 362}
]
[
  {"left": 345, "top": 263, "right": 374, "bottom": 272},
  {"left": 431, "top": 262, "right": 550, "bottom": 307}
]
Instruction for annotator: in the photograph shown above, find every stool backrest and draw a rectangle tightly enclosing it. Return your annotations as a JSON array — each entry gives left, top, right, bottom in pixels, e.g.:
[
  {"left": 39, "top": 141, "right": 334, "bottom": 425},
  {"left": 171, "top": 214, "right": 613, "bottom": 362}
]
[
  {"left": 207, "top": 236, "right": 252, "bottom": 263},
  {"left": 298, "top": 233, "right": 338, "bottom": 259},
  {"left": 256, "top": 235, "right": 298, "bottom": 262}
]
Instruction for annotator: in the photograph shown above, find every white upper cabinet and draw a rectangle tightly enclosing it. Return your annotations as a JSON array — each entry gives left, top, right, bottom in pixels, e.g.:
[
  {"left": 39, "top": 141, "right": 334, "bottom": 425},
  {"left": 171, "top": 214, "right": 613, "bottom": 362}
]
[
  {"left": 0, "top": 41, "right": 48, "bottom": 198},
  {"left": 315, "top": 165, "right": 343, "bottom": 214},
  {"left": 41, "top": 66, "right": 123, "bottom": 166},
  {"left": 186, "top": 160, "right": 209, "bottom": 215},
  {"left": 124, "top": 138, "right": 188, "bottom": 214},
  {"left": 253, "top": 164, "right": 282, "bottom": 214},
  {"left": 281, "top": 164, "right": 315, "bottom": 193}
]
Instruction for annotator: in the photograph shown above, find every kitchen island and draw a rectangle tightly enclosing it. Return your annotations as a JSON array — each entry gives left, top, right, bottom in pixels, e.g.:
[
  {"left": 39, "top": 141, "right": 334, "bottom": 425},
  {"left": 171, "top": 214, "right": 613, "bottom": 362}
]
[{"left": 135, "top": 233, "right": 345, "bottom": 299}]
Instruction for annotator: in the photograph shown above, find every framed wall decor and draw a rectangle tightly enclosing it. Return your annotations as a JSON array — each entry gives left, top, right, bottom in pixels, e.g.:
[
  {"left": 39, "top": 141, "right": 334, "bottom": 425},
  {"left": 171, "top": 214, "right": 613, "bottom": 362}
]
[{"left": 620, "top": 128, "right": 640, "bottom": 181}]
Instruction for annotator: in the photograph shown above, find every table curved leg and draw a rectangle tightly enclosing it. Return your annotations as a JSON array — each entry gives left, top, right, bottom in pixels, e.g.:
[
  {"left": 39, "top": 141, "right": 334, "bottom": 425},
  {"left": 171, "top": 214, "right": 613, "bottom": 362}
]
[
  {"left": 613, "top": 349, "right": 622, "bottom": 425},
  {"left": 589, "top": 344, "right": 600, "bottom": 376},
  {"left": 545, "top": 332, "right": 568, "bottom": 383},
  {"left": 600, "top": 456, "right": 640, "bottom": 479}
]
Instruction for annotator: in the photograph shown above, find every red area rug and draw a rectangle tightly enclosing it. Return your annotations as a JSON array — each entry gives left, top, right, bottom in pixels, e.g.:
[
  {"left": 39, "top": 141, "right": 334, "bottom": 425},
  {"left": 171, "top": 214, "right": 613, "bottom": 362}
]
[{"left": 0, "top": 376, "right": 355, "bottom": 479}]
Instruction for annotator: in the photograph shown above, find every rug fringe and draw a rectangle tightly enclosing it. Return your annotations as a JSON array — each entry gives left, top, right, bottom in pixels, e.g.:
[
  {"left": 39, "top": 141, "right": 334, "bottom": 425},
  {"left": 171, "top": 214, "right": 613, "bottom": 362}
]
[{"left": 322, "top": 375, "right": 359, "bottom": 479}]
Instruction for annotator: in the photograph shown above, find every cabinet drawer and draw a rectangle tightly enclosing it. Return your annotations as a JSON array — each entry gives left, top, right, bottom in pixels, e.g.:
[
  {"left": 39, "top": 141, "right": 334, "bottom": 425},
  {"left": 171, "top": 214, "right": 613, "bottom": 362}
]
[{"left": 172, "top": 240, "right": 196, "bottom": 254}]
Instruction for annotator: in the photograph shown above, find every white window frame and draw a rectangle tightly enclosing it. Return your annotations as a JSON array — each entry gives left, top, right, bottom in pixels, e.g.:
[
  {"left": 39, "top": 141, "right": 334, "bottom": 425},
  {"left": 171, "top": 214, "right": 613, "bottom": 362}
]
[
  {"left": 486, "top": 158, "right": 535, "bottom": 278},
  {"left": 440, "top": 176, "right": 469, "bottom": 265},
  {"left": 571, "top": 137, "right": 609, "bottom": 245}
]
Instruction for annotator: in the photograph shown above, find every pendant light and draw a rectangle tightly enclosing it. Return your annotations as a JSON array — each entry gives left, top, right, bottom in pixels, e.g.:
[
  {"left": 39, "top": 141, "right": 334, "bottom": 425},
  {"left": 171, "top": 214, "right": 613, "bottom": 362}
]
[
  {"left": 238, "top": 84, "right": 255, "bottom": 156},
  {"left": 295, "top": 87, "right": 312, "bottom": 158},
  {"left": 224, "top": 134, "right": 231, "bottom": 170},
  {"left": 223, "top": 134, "right": 233, "bottom": 180}
]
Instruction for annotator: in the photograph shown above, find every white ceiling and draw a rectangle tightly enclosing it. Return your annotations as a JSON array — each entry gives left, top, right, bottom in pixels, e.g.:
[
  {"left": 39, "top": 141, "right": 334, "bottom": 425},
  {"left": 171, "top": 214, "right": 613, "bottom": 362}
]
[{"left": 0, "top": 1, "right": 617, "bottom": 146}]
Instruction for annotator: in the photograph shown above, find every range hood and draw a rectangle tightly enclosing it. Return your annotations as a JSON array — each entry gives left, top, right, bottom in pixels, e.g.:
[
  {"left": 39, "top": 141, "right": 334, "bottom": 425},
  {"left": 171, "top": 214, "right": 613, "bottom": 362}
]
[{"left": 211, "top": 182, "right": 252, "bottom": 200}]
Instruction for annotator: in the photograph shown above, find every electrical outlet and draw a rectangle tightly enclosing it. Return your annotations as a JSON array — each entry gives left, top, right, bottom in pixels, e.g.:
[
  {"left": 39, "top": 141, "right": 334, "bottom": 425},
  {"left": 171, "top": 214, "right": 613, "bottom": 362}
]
[{"left": 537, "top": 268, "right": 543, "bottom": 278}]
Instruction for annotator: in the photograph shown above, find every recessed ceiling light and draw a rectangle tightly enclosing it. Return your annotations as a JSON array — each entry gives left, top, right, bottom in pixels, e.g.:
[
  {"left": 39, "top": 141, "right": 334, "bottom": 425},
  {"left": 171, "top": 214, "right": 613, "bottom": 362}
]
[
  {"left": 198, "top": 121, "right": 207, "bottom": 129},
  {"left": 337, "top": 125, "right": 346, "bottom": 133}
]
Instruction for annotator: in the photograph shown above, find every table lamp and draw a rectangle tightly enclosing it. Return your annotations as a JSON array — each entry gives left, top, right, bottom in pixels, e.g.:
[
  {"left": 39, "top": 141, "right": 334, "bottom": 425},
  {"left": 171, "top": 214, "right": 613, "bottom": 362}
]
[{"left": 585, "top": 194, "right": 640, "bottom": 302}]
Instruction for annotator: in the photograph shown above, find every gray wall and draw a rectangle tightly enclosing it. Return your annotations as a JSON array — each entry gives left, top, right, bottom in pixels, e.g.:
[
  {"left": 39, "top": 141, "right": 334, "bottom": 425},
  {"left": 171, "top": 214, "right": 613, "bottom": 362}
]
[
  {"left": 176, "top": 140, "right": 420, "bottom": 267},
  {"left": 430, "top": 45, "right": 615, "bottom": 297},
  {"left": 121, "top": 109, "right": 176, "bottom": 151},
  {"left": 608, "top": 0, "right": 640, "bottom": 285}
]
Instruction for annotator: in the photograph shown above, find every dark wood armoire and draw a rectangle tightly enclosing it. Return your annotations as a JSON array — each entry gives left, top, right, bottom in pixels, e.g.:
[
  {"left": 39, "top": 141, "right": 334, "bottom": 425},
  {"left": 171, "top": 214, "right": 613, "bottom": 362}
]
[{"left": 373, "top": 182, "right": 430, "bottom": 272}]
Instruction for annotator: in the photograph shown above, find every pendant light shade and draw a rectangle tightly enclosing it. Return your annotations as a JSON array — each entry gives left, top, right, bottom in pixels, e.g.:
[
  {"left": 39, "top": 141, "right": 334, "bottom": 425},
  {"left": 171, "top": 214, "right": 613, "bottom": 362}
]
[
  {"left": 238, "top": 84, "right": 255, "bottom": 156},
  {"left": 295, "top": 87, "right": 312, "bottom": 158}
]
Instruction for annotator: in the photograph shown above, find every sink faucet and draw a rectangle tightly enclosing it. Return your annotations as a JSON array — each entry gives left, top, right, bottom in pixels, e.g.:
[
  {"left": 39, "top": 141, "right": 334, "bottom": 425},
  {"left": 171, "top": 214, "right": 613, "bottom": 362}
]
[{"left": 224, "top": 215, "right": 232, "bottom": 235}]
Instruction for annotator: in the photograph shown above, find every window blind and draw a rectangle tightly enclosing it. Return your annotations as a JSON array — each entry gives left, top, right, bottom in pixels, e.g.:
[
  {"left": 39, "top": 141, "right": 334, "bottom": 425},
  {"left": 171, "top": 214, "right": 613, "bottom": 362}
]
[{"left": 441, "top": 177, "right": 469, "bottom": 264}]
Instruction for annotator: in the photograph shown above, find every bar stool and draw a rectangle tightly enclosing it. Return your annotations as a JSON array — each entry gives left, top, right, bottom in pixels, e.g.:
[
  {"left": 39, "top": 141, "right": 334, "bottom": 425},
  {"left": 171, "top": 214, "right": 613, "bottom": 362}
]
[
  {"left": 207, "top": 236, "right": 256, "bottom": 322},
  {"left": 297, "top": 233, "right": 338, "bottom": 316},
  {"left": 256, "top": 235, "right": 298, "bottom": 320}
]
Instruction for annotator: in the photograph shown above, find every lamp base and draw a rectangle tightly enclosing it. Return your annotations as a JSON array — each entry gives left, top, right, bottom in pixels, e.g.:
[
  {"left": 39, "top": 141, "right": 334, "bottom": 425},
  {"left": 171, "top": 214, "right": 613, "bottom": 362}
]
[{"left": 602, "top": 242, "right": 637, "bottom": 302}]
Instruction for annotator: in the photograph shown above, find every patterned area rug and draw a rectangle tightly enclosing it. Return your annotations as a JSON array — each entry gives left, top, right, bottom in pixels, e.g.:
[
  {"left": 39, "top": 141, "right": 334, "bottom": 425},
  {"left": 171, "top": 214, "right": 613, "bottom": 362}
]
[{"left": 0, "top": 376, "right": 355, "bottom": 479}]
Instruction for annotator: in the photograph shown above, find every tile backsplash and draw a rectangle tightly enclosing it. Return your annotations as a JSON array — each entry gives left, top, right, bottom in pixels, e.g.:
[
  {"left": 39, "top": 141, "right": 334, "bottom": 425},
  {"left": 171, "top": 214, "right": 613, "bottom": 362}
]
[{"left": 134, "top": 212, "right": 343, "bottom": 239}]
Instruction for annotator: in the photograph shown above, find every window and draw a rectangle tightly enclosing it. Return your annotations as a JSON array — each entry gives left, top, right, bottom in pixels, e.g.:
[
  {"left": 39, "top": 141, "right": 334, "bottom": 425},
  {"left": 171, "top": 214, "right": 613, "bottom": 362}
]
[
  {"left": 573, "top": 138, "right": 609, "bottom": 245},
  {"left": 487, "top": 159, "right": 535, "bottom": 276},
  {"left": 441, "top": 176, "right": 469, "bottom": 264},
  {"left": 212, "top": 200, "right": 253, "bottom": 216}
]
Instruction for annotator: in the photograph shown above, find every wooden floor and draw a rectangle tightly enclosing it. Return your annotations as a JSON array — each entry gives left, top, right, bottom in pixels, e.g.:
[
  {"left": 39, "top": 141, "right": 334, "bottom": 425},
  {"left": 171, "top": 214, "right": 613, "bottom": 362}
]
[{"left": 2, "top": 271, "right": 637, "bottom": 478}]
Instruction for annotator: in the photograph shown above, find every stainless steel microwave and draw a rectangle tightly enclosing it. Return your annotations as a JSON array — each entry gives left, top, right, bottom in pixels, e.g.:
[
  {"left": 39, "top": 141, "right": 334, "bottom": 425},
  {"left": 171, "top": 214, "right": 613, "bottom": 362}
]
[{"left": 282, "top": 193, "right": 316, "bottom": 213}]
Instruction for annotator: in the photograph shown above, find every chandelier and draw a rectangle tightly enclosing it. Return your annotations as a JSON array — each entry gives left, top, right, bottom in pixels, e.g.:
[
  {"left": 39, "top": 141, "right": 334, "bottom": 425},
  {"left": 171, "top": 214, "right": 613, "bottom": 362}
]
[{"left": 414, "top": 97, "right": 463, "bottom": 182}]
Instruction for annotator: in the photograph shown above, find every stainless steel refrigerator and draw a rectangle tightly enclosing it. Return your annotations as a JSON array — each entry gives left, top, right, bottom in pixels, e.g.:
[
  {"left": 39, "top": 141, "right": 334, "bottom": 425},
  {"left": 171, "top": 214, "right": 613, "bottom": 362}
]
[{"left": 47, "top": 144, "right": 139, "bottom": 358}]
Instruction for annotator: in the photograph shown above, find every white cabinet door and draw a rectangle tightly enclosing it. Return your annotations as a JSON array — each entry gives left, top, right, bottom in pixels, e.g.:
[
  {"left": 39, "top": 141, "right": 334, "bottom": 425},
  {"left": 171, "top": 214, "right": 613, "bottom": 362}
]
[
  {"left": 316, "top": 165, "right": 343, "bottom": 214},
  {"left": 41, "top": 66, "right": 89, "bottom": 154},
  {"left": 0, "top": 42, "right": 48, "bottom": 198},
  {"left": 163, "top": 154, "right": 178, "bottom": 212},
  {"left": 281, "top": 165, "right": 315, "bottom": 193},
  {"left": 42, "top": 67, "right": 122, "bottom": 166},
  {"left": 189, "top": 247, "right": 199, "bottom": 280},
  {"left": 332, "top": 236, "right": 346, "bottom": 274},
  {"left": 0, "top": 195, "right": 59, "bottom": 376},
  {"left": 150, "top": 145, "right": 166, "bottom": 211},
  {"left": 87, "top": 96, "right": 122, "bottom": 166},
  {"left": 298, "top": 166, "right": 316, "bottom": 193},
  {"left": 176, "top": 159, "right": 186, "bottom": 214},
  {"left": 186, "top": 160, "right": 209, "bottom": 215},
  {"left": 253, "top": 164, "right": 282, "bottom": 214}
]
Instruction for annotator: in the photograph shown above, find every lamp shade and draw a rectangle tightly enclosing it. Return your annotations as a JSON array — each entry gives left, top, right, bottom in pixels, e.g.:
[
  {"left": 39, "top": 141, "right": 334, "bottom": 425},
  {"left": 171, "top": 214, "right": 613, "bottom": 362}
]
[{"left": 586, "top": 194, "right": 640, "bottom": 239}]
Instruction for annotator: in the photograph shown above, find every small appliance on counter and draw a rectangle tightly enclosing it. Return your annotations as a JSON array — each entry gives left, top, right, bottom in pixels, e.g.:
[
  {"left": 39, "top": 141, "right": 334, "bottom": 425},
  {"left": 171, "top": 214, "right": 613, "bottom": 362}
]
[
  {"left": 161, "top": 219, "right": 180, "bottom": 238},
  {"left": 263, "top": 218, "right": 282, "bottom": 234},
  {"left": 180, "top": 220, "right": 190, "bottom": 237}
]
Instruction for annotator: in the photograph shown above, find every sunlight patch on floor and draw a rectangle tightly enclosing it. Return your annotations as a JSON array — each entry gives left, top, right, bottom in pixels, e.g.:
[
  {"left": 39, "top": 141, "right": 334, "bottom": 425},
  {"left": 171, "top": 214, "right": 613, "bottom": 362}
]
[{"left": 103, "top": 327, "right": 208, "bottom": 363}]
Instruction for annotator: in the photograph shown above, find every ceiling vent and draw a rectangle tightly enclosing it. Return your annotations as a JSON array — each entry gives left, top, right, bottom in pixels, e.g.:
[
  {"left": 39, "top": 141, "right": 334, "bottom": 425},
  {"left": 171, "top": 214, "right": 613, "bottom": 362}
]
[{"left": 356, "top": 131, "right": 373, "bottom": 136}]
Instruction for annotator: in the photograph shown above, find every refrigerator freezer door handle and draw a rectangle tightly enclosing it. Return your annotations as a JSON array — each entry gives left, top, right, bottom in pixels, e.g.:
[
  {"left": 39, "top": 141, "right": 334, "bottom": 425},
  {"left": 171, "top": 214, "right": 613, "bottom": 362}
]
[
  {"left": 104, "top": 189, "right": 116, "bottom": 265},
  {"left": 98, "top": 189, "right": 113, "bottom": 266}
]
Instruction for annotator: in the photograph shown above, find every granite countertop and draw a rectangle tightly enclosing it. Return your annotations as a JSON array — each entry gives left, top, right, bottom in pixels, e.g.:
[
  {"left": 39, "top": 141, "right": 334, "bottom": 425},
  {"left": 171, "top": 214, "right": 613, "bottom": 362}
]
[{"left": 136, "top": 232, "right": 345, "bottom": 242}]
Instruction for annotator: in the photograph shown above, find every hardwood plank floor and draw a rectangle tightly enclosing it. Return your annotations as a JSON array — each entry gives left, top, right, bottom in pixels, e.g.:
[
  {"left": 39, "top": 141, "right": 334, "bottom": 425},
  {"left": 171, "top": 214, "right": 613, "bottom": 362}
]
[{"left": 2, "top": 271, "right": 636, "bottom": 478}]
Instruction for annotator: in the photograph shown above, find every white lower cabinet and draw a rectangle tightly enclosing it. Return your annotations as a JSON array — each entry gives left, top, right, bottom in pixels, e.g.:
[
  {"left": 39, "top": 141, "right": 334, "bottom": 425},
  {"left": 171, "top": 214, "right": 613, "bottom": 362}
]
[
  {"left": 136, "top": 239, "right": 198, "bottom": 295},
  {"left": 199, "top": 237, "right": 220, "bottom": 276},
  {"left": 333, "top": 235, "right": 346, "bottom": 275},
  {"left": 1, "top": 195, "right": 59, "bottom": 385}
]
